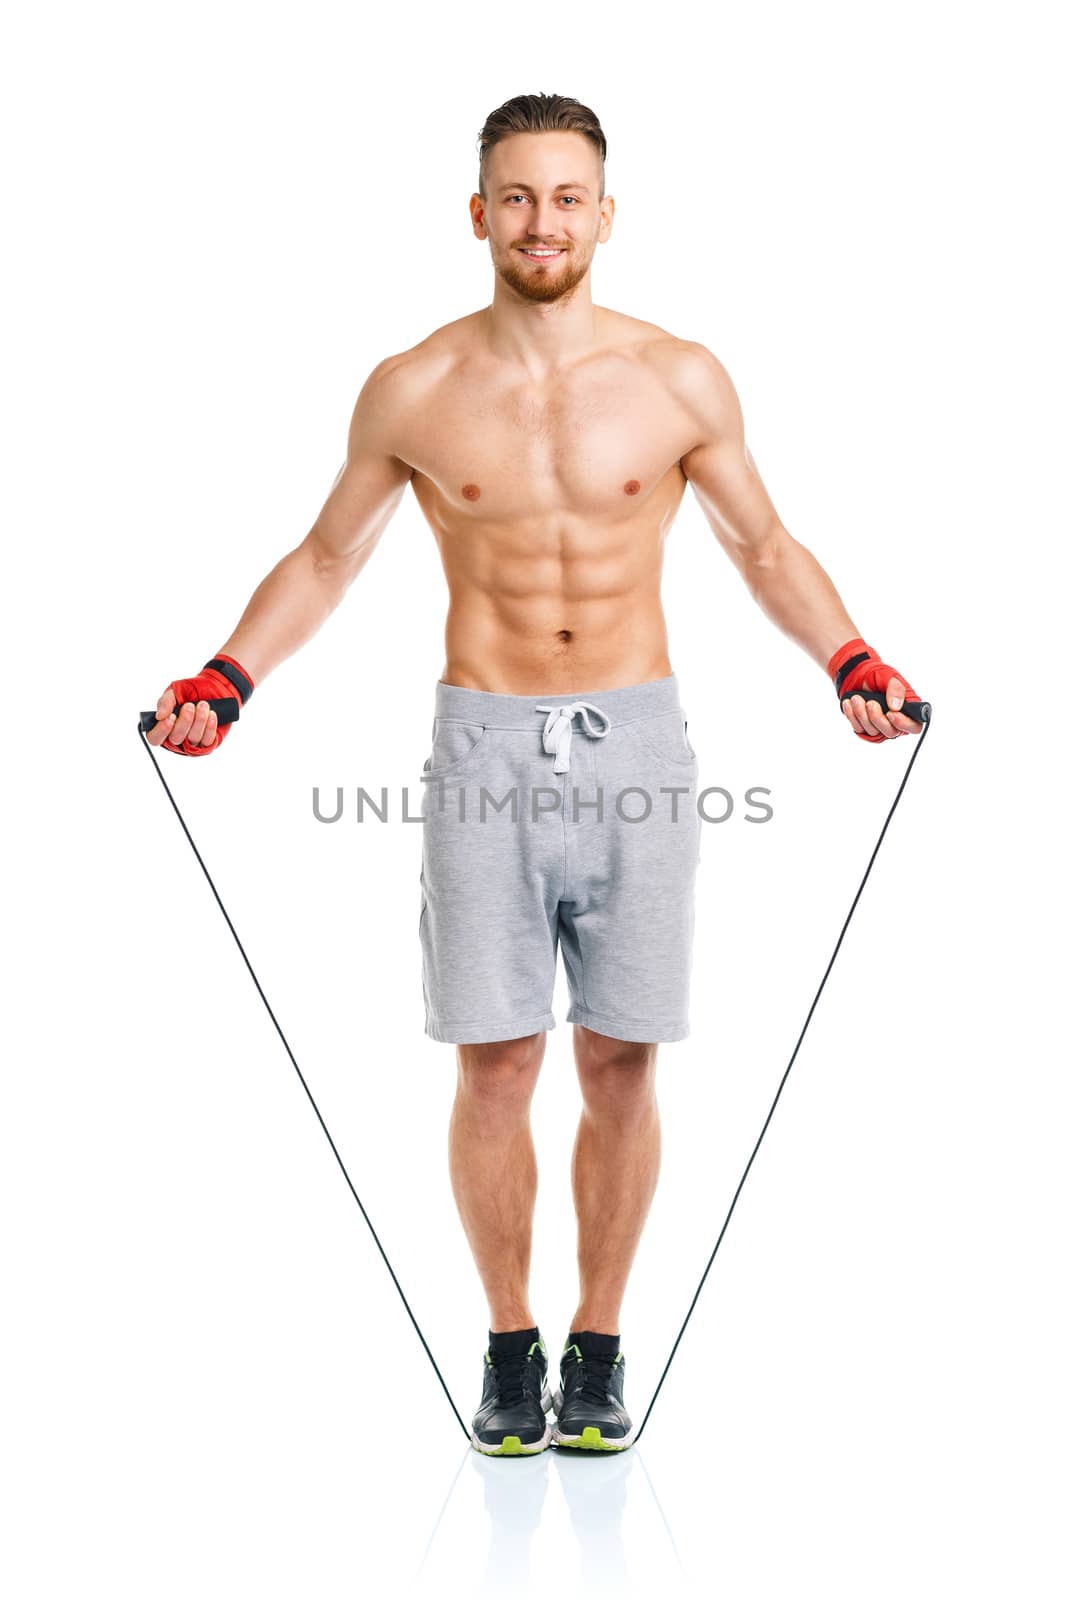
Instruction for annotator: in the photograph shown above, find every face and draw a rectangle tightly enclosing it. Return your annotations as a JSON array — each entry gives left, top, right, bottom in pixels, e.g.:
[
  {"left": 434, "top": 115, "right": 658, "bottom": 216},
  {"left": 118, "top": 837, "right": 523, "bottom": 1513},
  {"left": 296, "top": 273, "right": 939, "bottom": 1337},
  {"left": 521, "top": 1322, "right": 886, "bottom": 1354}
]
[{"left": 470, "top": 131, "right": 614, "bottom": 304}]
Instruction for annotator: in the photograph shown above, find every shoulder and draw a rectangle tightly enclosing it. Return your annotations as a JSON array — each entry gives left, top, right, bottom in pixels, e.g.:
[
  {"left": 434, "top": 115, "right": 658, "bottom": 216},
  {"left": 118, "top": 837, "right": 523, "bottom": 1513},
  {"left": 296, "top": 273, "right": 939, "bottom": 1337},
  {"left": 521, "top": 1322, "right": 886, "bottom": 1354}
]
[
  {"left": 599, "top": 312, "right": 741, "bottom": 418},
  {"left": 364, "top": 311, "right": 489, "bottom": 389},
  {"left": 348, "top": 316, "right": 481, "bottom": 442},
  {"left": 357, "top": 319, "right": 471, "bottom": 401},
  {"left": 647, "top": 336, "right": 740, "bottom": 422}
]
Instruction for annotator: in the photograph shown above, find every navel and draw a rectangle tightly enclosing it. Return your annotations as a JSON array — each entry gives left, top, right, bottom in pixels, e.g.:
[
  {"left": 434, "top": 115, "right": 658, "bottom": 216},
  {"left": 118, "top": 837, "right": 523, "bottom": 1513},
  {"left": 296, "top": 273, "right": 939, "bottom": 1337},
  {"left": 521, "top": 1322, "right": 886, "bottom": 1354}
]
[
  {"left": 555, "top": 629, "right": 573, "bottom": 643},
  {"left": 624, "top": 479, "right": 641, "bottom": 495},
  {"left": 462, "top": 482, "right": 481, "bottom": 501}
]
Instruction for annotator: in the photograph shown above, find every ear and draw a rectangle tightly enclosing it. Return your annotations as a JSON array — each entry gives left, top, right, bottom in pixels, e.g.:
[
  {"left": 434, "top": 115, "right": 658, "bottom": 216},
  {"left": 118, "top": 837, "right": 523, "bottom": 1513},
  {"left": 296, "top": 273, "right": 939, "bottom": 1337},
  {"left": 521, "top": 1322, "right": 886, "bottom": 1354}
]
[
  {"left": 599, "top": 194, "right": 615, "bottom": 239},
  {"left": 469, "top": 193, "right": 488, "bottom": 240}
]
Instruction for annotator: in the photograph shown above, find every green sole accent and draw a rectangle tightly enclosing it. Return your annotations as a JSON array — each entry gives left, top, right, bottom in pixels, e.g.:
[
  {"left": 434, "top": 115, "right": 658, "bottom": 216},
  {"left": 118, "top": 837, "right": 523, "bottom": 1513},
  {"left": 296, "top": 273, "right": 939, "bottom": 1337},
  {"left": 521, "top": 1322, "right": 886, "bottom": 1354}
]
[
  {"left": 554, "top": 1426, "right": 632, "bottom": 1452},
  {"left": 473, "top": 1433, "right": 549, "bottom": 1456}
]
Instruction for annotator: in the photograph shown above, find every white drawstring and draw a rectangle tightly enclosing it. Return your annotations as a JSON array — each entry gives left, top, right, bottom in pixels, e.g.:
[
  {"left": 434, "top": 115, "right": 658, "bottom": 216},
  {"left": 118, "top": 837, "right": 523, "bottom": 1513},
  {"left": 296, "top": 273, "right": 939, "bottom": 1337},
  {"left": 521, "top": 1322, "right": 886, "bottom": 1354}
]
[{"left": 534, "top": 700, "right": 612, "bottom": 774}]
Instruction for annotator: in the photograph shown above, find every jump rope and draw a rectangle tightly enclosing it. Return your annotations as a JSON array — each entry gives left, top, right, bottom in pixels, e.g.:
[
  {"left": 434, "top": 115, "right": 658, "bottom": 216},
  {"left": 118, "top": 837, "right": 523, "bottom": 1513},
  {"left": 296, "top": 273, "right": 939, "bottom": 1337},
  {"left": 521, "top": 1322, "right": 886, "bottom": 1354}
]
[{"left": 138, "top": 685, "right": 932, "bottom": 1445}]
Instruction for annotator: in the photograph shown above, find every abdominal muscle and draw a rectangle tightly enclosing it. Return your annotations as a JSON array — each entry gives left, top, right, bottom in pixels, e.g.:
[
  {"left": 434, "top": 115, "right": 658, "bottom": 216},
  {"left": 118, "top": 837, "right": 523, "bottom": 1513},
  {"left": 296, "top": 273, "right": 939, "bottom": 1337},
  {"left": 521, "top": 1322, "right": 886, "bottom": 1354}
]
[
  {"left": 442, "top": 590, "right": 674, "bottom": 694},
  {"left": 435, "top": 517, "right": 677, "bottom": 695}
]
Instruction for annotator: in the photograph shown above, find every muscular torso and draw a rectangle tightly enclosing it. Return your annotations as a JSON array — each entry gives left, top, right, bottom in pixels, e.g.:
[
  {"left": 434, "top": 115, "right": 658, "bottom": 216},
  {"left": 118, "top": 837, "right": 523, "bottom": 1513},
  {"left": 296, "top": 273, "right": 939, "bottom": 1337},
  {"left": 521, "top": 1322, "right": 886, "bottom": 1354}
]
[{"left": 389, "top": 308, "right": 705, "bottom": 693}]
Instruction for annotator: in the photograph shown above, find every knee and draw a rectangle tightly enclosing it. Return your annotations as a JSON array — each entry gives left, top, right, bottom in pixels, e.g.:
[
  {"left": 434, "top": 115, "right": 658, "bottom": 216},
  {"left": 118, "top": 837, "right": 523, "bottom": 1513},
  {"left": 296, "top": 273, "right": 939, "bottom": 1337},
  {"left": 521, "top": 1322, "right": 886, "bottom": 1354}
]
[
  {"left": 455, "top": 1033, "right": 545, "bottom": 1112},
  {"left": 575, "top": 1029, "right": 657, "bottom": 1114}
]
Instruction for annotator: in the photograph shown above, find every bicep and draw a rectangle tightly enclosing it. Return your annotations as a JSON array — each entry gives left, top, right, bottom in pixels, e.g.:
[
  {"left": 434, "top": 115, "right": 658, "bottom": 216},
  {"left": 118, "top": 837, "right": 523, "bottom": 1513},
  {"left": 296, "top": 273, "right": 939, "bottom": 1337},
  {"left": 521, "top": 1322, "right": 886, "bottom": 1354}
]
[
  {"left": 677, "top": 346, "right": 786, "bottom": 566},
  {"left": 304, "top": 363, "right": 414, "bottom": 577}
]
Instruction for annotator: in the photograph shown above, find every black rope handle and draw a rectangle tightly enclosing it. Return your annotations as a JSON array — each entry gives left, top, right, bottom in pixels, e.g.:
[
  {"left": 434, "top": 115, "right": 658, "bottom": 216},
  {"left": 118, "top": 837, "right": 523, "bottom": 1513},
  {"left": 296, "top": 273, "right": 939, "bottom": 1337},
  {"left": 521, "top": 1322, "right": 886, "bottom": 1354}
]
[
  {"left": 139, "top": 699, "right": 239, "bottom": 732},
  {"left": 840, "top": 690, "right": 928, "bottom": 722}
]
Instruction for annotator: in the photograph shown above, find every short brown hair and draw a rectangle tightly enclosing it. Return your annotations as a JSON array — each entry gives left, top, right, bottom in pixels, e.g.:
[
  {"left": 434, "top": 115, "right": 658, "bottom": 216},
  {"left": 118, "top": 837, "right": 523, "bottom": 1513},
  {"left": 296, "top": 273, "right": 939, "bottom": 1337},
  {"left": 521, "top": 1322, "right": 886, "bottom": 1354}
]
[{"left": 477, "top": 93, "right": 607, "bottom": 199}]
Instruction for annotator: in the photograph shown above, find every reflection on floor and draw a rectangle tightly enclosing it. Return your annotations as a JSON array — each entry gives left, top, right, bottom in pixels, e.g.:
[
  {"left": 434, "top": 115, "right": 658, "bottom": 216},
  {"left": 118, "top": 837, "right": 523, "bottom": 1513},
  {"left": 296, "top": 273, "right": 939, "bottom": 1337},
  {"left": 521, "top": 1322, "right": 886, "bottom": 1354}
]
[{"left": 414, "top": 1443, "right": 684, "bottom": 1588}]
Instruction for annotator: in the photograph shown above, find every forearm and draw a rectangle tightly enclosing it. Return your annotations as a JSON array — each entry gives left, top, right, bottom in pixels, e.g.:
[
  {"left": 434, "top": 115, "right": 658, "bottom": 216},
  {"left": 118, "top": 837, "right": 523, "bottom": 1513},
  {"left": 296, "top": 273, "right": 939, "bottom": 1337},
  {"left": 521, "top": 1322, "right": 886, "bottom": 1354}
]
[
  {"left": 740, "top": 530, "right": 861, "bottom": 671},
  {"left": 215, "top": 538, "right": 354, "bottom": 686}
]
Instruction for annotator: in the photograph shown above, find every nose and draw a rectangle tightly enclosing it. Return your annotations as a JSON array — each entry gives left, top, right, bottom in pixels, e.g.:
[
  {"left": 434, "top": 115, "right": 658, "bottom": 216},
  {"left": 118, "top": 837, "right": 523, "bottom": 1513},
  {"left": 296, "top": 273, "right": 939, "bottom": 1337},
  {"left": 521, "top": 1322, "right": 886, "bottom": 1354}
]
[{"left": 531, "top": 200, "right": 563, "bottom": 240}]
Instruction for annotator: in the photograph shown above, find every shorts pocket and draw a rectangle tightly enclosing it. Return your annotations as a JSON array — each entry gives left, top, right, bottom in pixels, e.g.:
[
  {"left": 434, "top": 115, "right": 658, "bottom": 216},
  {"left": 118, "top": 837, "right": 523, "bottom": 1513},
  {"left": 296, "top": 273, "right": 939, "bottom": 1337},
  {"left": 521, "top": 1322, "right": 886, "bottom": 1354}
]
[
  {"left": 630, "top": 709, "right": 698, "bottom": 766},
  {"left": 423, "top": 717, "right": 490, "bottom": 777}
]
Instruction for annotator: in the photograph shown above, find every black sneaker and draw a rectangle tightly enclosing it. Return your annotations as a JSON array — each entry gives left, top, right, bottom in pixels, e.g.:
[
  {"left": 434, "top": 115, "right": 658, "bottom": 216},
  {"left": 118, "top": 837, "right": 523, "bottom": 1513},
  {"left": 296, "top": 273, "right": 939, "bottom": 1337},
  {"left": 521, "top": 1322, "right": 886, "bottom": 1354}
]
[
  {"left": 470, "top": 1331, "right": 553, "bottom": 1456},
  {"left": 551, "top": 1334, "right": 635, "bottom": 1451}
]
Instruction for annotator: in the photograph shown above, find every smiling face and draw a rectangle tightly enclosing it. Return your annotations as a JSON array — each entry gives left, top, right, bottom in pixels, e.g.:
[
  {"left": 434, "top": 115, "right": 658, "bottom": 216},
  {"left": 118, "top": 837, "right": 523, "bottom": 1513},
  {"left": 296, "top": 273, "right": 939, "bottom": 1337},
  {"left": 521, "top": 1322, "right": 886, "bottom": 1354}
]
[{"left": 471, "top": 131, "right": 613, "bottom": 304}]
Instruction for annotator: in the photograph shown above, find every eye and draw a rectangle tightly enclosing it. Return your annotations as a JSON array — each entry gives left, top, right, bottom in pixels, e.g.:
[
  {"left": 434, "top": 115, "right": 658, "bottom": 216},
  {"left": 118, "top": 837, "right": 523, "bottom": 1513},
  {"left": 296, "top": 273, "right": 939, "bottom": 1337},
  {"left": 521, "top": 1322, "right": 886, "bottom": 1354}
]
[{"left": 561, "top": 196, "right": 580, "bottom": 205}]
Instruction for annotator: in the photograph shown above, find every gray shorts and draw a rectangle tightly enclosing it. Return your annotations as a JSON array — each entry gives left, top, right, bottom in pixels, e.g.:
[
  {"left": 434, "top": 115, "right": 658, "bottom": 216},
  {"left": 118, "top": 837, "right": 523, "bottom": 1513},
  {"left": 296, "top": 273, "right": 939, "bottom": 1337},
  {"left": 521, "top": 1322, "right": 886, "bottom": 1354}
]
[{"left": 418, "top": 672, "right": 702, "bottom": 1045}]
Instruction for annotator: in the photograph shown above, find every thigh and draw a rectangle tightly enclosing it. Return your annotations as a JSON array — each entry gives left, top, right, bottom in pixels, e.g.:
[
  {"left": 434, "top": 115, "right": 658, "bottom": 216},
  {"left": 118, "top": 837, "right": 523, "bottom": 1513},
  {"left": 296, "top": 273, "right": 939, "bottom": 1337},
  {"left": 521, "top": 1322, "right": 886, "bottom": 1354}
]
[
  {"left": 419, "top": 720, "right": 564, "bottom": 1042},
  {"left": 560, "top": 708, "right": 702, "bottom": 1042}
]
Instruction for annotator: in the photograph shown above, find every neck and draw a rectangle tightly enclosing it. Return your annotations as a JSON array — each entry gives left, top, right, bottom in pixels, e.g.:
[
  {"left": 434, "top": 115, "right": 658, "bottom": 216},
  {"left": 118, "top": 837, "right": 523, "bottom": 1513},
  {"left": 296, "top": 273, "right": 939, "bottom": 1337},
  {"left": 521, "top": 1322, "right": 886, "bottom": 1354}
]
[{"left": 483, "top": 275, "right": 599, "bottom": 373}]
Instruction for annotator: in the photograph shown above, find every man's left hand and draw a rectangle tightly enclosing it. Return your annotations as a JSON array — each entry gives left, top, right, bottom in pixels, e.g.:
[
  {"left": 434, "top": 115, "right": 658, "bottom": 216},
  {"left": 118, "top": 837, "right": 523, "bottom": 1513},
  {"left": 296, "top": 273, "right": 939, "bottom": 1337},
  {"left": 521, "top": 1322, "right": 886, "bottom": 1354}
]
[
  {"left": 827, "top": 637, "right": 923, "bottom": 743},
  {"left": 842, "top": 674, "right": 923, "bottom": 741}
]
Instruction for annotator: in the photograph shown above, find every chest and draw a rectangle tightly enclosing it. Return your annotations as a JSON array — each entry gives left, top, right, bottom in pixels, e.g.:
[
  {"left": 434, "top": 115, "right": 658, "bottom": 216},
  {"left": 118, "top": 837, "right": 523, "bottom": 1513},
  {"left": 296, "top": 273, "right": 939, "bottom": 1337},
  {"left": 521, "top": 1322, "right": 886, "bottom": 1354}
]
[{"left": 404, "top": 365, "right": 691, "bottom": 521}]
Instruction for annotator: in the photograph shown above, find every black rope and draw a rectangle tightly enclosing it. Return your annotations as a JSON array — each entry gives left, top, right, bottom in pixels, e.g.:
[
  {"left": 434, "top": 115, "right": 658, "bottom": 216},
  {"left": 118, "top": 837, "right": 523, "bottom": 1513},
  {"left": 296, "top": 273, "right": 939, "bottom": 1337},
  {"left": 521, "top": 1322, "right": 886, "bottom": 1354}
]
[
  {"left": 137, "top": 724, "right": 470, "bottom": 1441},
  {"left": 139, "top": 706, "right": 931, "bottom": 1449},
  {"left": 633, "top": 705, "right": 933, "bottom": 1441}
]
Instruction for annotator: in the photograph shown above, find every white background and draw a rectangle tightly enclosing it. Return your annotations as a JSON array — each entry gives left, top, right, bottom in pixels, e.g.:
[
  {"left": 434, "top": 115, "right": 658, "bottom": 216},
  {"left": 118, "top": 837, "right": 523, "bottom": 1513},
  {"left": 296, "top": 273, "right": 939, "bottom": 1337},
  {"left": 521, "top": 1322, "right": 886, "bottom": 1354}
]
[{"left": 3, "top": 1, "right": 1075, "bottom": 1595}]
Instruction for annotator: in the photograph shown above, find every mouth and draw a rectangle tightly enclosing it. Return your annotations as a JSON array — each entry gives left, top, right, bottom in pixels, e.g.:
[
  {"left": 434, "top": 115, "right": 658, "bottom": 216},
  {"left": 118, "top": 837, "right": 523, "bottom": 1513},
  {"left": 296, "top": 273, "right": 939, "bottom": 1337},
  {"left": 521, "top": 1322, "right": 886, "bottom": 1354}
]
[{"left": 518, "top": 247, "right": 567, "bottom": 261}]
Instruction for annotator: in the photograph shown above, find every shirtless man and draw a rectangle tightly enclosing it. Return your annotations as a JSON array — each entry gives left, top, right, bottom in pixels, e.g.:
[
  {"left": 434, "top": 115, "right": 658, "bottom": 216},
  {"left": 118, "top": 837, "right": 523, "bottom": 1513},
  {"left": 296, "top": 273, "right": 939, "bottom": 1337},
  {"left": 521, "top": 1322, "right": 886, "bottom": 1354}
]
[{"left": 146, "top": 93, "right": 923, "bottom": 1456}]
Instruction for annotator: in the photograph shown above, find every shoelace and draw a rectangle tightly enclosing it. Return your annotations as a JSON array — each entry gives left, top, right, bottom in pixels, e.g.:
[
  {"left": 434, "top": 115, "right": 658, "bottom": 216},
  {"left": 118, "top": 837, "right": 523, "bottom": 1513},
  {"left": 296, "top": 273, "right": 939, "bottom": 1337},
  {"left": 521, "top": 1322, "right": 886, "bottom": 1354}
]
[
  {"left": 567, "top": 1351, "right": 618, "bottom": 1407},
  {"left": 490, "top": 1350, "right": 535, "bottom": 1408}
]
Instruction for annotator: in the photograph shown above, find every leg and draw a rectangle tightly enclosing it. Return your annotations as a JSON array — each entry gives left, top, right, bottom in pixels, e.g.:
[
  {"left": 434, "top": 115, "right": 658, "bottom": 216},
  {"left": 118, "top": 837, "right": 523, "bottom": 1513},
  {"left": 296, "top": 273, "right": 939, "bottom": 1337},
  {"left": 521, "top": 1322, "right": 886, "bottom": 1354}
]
[
  {"left": 449, "top": 1031, "right": 546, "bottom": 1331},
  {"left": 568, "top": 1025, "right": 662, "bottom": 1333}
]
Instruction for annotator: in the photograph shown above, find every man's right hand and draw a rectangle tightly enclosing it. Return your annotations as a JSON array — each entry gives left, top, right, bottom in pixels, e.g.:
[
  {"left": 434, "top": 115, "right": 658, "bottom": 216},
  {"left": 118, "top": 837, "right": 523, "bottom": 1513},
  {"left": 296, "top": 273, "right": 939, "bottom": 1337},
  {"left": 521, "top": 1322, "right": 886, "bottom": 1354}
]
[
  {"left": 145, "top": 654, "right": 254, "bottom": 756},
  {"left": 145, "top": 692, "right": 221, "bottom": 753}
]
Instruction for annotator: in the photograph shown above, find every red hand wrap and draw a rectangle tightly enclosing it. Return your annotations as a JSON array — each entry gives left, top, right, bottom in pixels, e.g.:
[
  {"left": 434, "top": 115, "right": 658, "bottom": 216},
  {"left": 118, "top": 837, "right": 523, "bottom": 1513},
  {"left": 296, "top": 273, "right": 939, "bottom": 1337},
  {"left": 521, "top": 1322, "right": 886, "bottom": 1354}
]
[
  {"left": 826, "top": 637, "right": 918, "bottom": 744},
  {"left": 164, "top": 653, "right": 255, "bottom": 757}
]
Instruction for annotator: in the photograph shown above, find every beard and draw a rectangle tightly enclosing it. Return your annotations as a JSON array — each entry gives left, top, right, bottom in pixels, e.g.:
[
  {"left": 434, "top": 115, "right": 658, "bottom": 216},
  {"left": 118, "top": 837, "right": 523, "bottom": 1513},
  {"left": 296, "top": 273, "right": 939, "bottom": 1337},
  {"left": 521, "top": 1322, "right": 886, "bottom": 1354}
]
[{"left": 494, "top": 243, "right": 594, "bottom": 304}]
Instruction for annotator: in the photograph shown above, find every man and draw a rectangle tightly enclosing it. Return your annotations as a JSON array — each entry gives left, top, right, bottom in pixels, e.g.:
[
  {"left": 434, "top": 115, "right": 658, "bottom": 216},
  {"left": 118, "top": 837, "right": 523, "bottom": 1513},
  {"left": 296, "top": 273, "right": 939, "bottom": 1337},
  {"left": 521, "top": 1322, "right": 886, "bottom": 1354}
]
[{"left": 147, "top": 92, "right": 922, "bottom": 1456}]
